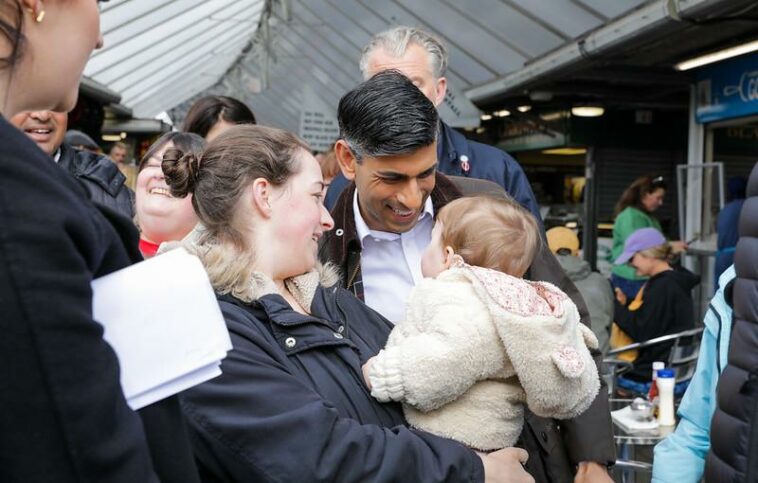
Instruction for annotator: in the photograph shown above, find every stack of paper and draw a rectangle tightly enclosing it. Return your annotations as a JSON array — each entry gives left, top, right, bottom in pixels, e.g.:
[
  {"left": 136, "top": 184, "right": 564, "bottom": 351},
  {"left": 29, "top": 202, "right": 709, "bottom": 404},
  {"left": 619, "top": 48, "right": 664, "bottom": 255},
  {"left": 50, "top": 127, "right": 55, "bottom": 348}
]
[{"left": 92, "top": 248, "right": 232, "bottom": 410}]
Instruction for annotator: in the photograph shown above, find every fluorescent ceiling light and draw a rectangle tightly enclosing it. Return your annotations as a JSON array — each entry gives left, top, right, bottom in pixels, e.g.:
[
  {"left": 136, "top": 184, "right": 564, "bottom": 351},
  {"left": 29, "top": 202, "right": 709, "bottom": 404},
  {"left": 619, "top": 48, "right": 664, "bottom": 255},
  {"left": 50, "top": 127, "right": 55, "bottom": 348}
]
[
  {"left": 480, "top": 114, "right": 492, "bottom": 121},
  {"left": 494, "top": 109, "right": 511, "bottom": 117},
  {"left": 517, "top": 105, "right": 531, "bottom": 113},
  {"left": 542, "top": 148, "right": 588, "bottom": 155},
  {"left": 675, "top": 39, "right": 758, "bottom": 71},
  {"left": 102, "top": 134, "right": 122, "bottom": 142},
  {"left": 539, "top": 111, "right": 567, "bottom": 122},
  {"left": 571, "top": 106, "right": 605, "bottom": 117}
]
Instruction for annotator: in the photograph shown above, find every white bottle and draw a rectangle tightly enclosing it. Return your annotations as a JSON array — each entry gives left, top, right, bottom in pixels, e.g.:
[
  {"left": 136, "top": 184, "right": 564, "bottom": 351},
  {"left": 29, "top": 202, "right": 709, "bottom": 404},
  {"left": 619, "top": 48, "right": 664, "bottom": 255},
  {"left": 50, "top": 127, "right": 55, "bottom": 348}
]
[{"left": 656, "top": 369, "right": 676, "bottom": 426}]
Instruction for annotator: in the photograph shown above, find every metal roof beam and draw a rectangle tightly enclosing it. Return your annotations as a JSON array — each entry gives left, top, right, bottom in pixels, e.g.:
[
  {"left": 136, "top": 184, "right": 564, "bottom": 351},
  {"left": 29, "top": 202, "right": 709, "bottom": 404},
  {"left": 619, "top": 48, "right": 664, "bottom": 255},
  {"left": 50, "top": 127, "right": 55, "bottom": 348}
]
[{"left": 465, "top": 0, "right": 736, "bottom": 102}]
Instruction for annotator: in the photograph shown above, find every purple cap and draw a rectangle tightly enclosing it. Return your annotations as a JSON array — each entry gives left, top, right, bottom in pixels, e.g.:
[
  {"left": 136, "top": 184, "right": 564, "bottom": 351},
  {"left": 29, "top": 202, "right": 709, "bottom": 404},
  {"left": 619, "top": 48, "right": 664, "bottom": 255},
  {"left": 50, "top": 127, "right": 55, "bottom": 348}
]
[{"left": 614, "top": 227, "right": 666, "bottom": 265}]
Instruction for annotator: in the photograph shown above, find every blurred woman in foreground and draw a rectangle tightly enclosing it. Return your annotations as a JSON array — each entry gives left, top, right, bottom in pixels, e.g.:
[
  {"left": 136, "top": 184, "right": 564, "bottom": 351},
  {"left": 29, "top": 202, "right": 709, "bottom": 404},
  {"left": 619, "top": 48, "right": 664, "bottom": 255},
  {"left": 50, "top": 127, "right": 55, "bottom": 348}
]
[{"left": 0, "top": 1, "right": 197, "bottom": 480}]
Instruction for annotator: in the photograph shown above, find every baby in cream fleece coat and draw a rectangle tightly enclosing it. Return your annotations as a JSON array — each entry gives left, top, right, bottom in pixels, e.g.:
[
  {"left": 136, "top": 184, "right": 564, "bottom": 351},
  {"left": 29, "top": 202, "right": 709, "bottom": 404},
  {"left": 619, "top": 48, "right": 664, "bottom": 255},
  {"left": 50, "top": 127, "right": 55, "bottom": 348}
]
[{"left": 363, "top": 196, "right": 600, "bottom": 451}]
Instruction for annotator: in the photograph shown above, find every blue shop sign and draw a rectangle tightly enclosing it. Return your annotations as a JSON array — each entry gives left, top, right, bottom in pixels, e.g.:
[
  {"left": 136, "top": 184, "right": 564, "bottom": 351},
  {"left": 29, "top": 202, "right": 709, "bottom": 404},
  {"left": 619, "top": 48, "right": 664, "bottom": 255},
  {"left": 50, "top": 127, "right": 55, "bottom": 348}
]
[{"left": 695, "top": 52, "right": 758, "bottom": 123}]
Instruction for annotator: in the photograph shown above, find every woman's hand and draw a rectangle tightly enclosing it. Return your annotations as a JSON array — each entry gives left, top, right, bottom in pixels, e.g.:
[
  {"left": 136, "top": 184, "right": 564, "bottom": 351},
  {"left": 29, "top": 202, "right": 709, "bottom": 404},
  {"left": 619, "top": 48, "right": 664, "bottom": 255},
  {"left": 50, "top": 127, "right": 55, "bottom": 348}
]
[
  {"left": 361, "top": 357, "right": 376, "bottom": 390},
  {"left": 670, "top": 240, "right": 688, "bottom": 254},
  {"left": 478, "top": 448, "right": 534, "bottom": 483},
  {"left": 614, "top": 287, "right": 627, "bottom": 306}
]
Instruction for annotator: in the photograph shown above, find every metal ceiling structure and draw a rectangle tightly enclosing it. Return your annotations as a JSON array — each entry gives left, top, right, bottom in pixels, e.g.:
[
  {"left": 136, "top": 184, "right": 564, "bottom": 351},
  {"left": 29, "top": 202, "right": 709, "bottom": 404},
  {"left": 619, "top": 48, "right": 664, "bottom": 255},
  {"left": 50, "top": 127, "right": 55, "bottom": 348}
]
[
  {"left": 86, "top": 0, "right": 265, "bottom": 118},
  {"left": 85, "top": 0, "right": 758, "bottom": 135},
  {"left": 88, "top": 0, "right": 651, "bottom": 131}
]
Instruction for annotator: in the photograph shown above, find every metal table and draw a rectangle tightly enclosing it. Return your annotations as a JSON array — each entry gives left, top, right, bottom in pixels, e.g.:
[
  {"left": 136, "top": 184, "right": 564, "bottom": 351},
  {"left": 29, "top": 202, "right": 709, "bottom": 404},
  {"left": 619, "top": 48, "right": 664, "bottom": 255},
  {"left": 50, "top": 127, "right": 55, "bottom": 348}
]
[{"left": 610, "top": 399, "right": 676, "bottom": 483}]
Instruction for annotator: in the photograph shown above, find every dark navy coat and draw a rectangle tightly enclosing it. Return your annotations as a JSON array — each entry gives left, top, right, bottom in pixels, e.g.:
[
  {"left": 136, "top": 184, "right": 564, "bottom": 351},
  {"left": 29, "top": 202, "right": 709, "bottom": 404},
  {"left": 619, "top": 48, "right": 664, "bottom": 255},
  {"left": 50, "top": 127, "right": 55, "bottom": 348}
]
[
  {"left": 0, "top": 116, "right": 198, "bottom": 482},
  {"left": 57, "top": 143, "right": 136, "bottom": 219},
  {"left": 436, "top": 121, "right": 542, "bottom": 227},
  {"left": 179, "top": 285, "right": 484, "bottom": 482}
]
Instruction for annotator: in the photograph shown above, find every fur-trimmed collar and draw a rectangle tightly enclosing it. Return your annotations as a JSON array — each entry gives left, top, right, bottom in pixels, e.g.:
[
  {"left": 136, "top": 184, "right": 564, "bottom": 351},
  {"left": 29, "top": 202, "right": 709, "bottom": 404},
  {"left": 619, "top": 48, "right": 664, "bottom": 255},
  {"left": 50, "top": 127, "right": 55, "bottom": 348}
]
[
  {"left": 243, "top": 263, "right": 340, "bottom": 311},
  {"left": 159, "top": 223, "right": 340, "bottom": 310}
]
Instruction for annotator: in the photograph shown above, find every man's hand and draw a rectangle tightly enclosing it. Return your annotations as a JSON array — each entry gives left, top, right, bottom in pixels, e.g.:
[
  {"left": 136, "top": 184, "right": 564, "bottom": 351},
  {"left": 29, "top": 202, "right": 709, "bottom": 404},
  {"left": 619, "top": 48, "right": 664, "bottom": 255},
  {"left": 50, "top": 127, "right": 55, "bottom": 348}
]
[
  {"left": 574, "top": 461, "right": 612, "bottom": 483},
  {"left": 361, "top": 356, "right": 376, "bottom": 390},
  {"left": 478, "top": 448, "right": 534, "bottom": 483}
]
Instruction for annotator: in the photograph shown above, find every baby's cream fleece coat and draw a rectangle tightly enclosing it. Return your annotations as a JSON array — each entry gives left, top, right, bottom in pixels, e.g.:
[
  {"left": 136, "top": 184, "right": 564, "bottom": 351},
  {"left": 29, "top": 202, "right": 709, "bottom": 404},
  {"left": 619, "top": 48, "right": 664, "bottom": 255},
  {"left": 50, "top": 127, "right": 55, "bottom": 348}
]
[{"left": 367, "top": 262, "right": 600, "bottom": 451}]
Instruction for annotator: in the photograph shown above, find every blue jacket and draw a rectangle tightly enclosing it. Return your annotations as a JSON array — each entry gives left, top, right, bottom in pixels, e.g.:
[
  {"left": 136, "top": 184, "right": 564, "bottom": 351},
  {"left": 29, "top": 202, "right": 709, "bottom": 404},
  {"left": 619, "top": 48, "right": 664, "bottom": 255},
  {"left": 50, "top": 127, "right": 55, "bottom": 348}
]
[
  {"left": 652, "top": 265, "right": 735, "bottom": 483},
  {"left": 179, "top": 283, "right": 484, "bottom": 482},
  {"left": 436, "top": 121, "right": 542, "bottom": 226},
  {"left": 715, "top": 199, "right": 744, "bottom": 284}
]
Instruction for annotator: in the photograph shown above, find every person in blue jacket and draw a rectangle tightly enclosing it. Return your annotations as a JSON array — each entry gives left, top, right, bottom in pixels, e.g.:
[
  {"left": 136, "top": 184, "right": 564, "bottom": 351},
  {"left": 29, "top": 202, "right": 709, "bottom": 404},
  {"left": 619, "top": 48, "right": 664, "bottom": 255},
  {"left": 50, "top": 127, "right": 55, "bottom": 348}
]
[
  {"left": 715, "top": 176, "right": 746, "bottom": 285},
  {"left": 651, "top": 265, "right": 736, "bottom": 482},
  {"left": 326, "top": 26, "right": 542, "bottom": 229}
]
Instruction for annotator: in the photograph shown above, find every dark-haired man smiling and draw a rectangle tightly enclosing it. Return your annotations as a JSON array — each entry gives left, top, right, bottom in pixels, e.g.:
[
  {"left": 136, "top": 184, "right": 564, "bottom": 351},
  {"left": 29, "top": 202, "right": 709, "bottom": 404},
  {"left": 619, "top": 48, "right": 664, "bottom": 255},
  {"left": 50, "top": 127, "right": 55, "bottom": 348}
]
[{"left": 320, "top": 70, "right": 615, "bottom": 483}]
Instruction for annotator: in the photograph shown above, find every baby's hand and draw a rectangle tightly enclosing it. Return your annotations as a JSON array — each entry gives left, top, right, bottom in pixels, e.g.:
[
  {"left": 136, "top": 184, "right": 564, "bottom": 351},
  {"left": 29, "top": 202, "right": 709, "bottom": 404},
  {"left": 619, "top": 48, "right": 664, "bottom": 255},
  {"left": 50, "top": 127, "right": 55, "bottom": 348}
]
[{"left": 362, "top": 357, "right": 376, "bottom": 390}]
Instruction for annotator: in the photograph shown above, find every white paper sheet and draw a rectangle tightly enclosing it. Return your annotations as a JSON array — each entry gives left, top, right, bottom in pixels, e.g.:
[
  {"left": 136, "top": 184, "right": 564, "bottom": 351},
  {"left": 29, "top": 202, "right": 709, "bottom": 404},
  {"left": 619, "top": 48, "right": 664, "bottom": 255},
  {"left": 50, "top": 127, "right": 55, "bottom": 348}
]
[{"left": 92, "top": 248, "right": 232, "bottom": 410}]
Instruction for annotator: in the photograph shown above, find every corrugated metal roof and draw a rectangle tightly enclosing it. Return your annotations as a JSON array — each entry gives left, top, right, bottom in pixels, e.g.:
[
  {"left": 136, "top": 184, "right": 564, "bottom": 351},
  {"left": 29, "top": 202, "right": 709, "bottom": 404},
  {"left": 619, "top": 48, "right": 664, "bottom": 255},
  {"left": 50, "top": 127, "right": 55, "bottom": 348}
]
[
  {"left": 86, "top": 0, "right": 265, "bottom": 118},
  {"left": 87, "top": 0, "right": 653, "bottom": 130}
]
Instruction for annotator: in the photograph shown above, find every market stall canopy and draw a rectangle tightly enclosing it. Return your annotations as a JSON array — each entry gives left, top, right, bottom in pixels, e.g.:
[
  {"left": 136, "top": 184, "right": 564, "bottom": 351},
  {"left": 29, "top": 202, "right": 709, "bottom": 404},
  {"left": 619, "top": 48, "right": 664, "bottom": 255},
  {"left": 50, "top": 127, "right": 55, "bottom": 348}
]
[{"left": 87, "top": 0, "right": 655, "bottom": 132}]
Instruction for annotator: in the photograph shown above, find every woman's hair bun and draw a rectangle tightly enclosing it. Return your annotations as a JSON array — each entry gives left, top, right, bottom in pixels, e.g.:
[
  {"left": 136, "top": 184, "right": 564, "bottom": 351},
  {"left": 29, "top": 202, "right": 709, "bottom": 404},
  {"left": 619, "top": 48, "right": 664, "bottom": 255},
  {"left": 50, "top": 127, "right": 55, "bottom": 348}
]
[{"left": 162, "top": 147, "right": 200, "bottom": 197}]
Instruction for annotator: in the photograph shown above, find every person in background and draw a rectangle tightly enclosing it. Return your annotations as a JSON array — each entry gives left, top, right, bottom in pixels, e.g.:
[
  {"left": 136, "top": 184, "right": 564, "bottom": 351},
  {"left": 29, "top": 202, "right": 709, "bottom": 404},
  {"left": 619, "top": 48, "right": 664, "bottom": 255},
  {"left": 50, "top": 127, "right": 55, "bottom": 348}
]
[
  {"left": 135, "top": 132, "right": 204, "bottom": 257},
  {"left": 547, "top": 227, "right": 614, "bottom": 353},
  {"left": 64, "top": 128, "right": 101, "bottom": 153},
  {"left": 0, "top": 1, "right": 198, "bottom": 481},
  {"left": 612, "top": 228, "right": 698, "bottom": 385},
  {"left": 9, "top": 110, "right": 134, "bottom": 218},
  {"left": 610, "top": 175, "right": 687, "bottom": 300},
  {"left": 706, "top": 161, "right": 758, "bottom": 481},
  {"left": 316, "top": 144, "right": 340, "bottom": 188},
  {"left": 715, "top": 176, "right": 746, "bottom": 285},
  {"left": 109, "top": 140, "right": 128, "bottom": 165},
  {"left": 163, "top": 124, "right": 534, "bottom": 483},
  {"left": 325, "top": 26, "right": 541, "bottom": 227},
  {"left": 652, "top": 265, "right": 735, "bottom": 483},
  {"left": 182, "top": 95, "right": 256, "bottom": 141}
]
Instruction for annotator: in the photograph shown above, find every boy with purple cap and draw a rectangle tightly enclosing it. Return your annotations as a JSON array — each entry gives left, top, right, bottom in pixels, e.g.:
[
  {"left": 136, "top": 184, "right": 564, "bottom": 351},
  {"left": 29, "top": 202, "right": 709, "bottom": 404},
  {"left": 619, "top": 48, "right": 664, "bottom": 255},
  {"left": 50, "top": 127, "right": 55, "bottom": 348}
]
[{"left": 611, "top": 227, "right": 699, "bottom": 382}]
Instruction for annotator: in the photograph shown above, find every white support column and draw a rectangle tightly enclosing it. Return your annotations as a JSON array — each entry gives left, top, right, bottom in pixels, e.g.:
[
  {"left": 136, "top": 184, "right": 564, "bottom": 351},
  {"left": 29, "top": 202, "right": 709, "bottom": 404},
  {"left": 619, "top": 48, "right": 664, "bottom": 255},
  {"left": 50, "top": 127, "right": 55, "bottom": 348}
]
[{"left": 684, "top": 86, "right": 704, "bottom": 273}]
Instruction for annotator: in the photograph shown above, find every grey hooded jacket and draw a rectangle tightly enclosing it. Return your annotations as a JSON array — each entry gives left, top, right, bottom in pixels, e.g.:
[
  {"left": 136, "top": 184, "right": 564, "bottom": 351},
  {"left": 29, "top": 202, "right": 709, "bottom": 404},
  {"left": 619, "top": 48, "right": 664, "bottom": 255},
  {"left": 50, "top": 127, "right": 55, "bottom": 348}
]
[{"left": 555, "top": 254, "right": 614, "bottom": 353}]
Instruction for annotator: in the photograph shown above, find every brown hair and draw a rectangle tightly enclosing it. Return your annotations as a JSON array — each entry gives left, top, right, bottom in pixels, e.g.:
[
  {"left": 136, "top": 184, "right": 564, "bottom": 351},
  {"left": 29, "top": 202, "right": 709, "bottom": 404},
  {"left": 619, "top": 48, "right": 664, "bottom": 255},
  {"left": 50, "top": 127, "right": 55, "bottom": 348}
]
[
  {"left": 138, "top": 131, "right": 205, "bottom": 172},
  {"left": 182, "top": 95, "right": 256, "bottom": 139},
  {"left": 614, "top": 175, "right": 667, "bottom": 216},
  {"left": 0, "top": 1, "right": 24, "bottom": 70},
  {"left": 436, "top": 196, "right": 541, "bottom": 278},
  {"left": 162, "top": 125, "right": 309, "bottom": 298}
]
